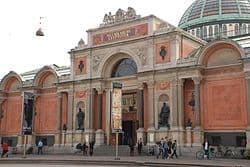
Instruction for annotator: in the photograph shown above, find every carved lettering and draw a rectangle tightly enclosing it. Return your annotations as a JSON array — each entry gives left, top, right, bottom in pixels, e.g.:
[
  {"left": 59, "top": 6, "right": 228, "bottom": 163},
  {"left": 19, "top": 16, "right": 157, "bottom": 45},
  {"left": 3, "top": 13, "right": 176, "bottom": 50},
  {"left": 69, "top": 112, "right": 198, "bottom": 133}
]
[{"left": 93, "top": 23, "right": 148, "bottom": 45}]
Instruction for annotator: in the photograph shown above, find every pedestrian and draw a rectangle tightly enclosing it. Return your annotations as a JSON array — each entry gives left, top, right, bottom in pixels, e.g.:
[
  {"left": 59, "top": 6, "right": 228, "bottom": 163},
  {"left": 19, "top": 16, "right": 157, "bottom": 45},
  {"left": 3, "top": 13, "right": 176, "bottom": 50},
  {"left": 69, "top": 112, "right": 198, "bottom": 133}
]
[
  {"left": 203, "top": 139, "right": 210, "bottom": 159},
  {"left": 82, "top": 142, "right": 88, "bottom": 155},
  {"left": 171, "top": 140, "right": 178, "bottom": 158},
  {"left": 163, "top": 137, "right": 168, "bottom": 159},
  {"left": 128, "top": 137, "right": 135, "bottom": 156},
  {"left": 89, "top": 141, "right": 94, "bottom": 156},
  {"left": 37, "top": 139, "right": 43, "bottom": 155},
  {"left": 137, "top": 138, "right": 143, "bottom": 155},
  {"left": 156, "top": 138, "right": 165, "bottom": 159},
  {"left": 167, "top": 138, "right": 173, "bottom": 158},
  {"left": 1, "top": 141, "right": 9, "bottom": 158}
]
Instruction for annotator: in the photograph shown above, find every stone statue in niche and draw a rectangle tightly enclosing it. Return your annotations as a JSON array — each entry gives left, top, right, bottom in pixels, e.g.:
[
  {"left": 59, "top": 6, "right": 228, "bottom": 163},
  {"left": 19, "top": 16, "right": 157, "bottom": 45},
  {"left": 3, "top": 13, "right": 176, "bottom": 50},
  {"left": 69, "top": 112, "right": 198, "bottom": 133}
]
[
  {"left": 188, "top": 92, "right": 195, "bottom": 112},
  {"left": 159, "top": 102, "right": 170, "bottom": 128},
  {"left": 78, "top": 60, "right": 84, "bottom": 73},
  {"left": 76, "top": 108, "right": 85, "bottom": 130},
  {"left": 159, "top": 46, "right": 167, "bottom": 60},
  {"left": 186, "top": 118, "right": 192, "bottom": 127}
]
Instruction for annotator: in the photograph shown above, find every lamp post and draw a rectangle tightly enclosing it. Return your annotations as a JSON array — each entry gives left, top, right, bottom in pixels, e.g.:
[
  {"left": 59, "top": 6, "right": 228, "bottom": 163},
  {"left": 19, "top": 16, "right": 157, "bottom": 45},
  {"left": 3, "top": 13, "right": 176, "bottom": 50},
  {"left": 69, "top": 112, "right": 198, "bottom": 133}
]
[{"left": 36, "top": 17, "right": 45, "bottom": 36}]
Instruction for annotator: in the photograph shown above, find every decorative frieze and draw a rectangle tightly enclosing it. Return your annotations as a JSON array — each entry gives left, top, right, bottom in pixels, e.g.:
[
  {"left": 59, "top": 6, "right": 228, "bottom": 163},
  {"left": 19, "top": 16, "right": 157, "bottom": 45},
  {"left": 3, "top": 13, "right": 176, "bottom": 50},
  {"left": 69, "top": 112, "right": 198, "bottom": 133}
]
[
  {"left": 156, "top": 81, "right": 170, "bottom": 91},
  {"left": 75, "top": 91, "right": 87, "bottom": 99},
  {"left": 92, "top": 55, "right": 102, "bottom": 72}
]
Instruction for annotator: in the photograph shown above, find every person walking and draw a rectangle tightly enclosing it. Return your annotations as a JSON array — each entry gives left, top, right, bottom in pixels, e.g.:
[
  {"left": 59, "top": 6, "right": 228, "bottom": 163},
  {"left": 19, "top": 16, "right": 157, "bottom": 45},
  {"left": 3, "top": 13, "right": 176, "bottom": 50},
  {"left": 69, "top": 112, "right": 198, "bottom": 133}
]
[
  {"left": 156, "top": 138, "right": 165, "bottom": 159},
  {"left": 203, "top": 139, "right": 210, "bottom": 159},
  {"left": 37, "top": 139, "right": 43, "bottom": 155},
  {"left": 171, "top": 140, "right": 178, "bottom": 158},
  {"left": 128, "top": 137, "right": 135, "bottom": 156},
  {"left": 1, "top": 141, "right": 9, "bottom": 158},
  {"left": 89, "top": 141, "right": 94, "bottom": 156},
  {"left": 137, "top": 138, "right": 143, "bottom": 155},
  {"left": 82, "top": 142, "right": 88, "bottom": 156}
]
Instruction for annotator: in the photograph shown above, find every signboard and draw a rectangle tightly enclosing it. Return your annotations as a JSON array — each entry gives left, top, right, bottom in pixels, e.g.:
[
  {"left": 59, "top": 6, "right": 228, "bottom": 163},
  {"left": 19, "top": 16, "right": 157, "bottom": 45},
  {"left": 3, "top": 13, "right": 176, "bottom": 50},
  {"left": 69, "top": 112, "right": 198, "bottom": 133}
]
[
  {"left": 93, "top": 23, "right": 148, "bottom": 46},
  {"left": 22, "top": 92, "right": 34, "bottom": 135},
  {"left": 111, "top": 82, "right": 122, "bottom": 131}
]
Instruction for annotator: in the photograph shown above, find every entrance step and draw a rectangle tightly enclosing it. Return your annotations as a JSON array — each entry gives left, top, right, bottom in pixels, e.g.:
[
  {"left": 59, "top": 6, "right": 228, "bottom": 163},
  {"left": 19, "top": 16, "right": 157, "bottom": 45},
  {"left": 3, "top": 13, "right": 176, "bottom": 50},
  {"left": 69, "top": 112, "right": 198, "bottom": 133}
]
[{"left": 93, "top": 145, "right": 152, "bottom": 156}]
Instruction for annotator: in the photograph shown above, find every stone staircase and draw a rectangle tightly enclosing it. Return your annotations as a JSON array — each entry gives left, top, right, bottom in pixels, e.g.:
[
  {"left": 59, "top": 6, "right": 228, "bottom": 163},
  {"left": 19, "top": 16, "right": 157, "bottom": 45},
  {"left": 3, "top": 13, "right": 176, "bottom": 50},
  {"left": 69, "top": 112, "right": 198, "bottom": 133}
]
[{"left": 93, "top": 145, "right": 150, "bottom": 156}]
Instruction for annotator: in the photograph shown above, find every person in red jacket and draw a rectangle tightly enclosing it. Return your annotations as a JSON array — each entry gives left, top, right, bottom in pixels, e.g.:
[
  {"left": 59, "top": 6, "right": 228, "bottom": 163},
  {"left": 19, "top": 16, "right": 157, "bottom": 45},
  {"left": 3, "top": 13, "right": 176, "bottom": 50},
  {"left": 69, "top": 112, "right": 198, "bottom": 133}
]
[{"left": 1, "top": 141, "right": 9, "bottom": 158}]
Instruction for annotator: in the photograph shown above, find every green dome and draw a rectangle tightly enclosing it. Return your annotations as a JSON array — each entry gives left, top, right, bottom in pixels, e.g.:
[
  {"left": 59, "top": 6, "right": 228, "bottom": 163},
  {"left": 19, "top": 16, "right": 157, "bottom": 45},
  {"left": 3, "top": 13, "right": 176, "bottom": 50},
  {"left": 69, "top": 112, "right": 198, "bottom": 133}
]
[{"left": 179, "top": 0, "right": 250, "bottom": 29}]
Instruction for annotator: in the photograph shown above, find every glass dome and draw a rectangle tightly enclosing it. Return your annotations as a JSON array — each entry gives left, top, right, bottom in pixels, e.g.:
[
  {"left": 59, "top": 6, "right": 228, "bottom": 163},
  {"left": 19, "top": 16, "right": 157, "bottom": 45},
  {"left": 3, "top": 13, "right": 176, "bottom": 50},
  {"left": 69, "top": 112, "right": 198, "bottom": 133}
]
[{"left": 179, "top": 0, "right": 250, "bottom": 29}]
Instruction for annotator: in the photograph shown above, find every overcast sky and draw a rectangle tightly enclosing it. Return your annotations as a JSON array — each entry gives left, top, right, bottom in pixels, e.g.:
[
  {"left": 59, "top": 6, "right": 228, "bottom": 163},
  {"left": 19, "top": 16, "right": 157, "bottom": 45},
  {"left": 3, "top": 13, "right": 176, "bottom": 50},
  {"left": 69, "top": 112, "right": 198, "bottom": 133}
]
[{"left": 0, "top": 0, "right": 194, "bottom": 79}]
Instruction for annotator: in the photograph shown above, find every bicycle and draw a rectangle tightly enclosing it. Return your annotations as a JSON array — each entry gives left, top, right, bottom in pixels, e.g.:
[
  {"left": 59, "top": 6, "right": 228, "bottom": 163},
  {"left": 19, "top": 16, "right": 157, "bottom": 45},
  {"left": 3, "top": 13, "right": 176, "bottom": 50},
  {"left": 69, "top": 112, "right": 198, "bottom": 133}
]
[
  {"left": 215, "top": 146, "right": 236, "bottom": 159},
  {"left": 196, "top": 147, "right": 216, "bottom": 160}
]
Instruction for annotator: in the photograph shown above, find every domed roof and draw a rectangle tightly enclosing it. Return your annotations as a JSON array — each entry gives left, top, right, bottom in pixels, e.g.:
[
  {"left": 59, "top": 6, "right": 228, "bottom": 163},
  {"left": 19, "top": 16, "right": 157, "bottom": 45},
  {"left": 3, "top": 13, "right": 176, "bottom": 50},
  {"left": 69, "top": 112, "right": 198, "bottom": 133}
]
[{"left": 179, "top": 0, "right": 250, "bottom": 29}]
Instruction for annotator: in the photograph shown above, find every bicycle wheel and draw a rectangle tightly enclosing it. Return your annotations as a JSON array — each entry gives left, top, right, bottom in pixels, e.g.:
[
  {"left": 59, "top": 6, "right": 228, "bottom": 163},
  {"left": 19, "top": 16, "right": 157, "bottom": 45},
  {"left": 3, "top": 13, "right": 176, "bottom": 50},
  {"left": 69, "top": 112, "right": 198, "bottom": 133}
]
[
  {"left": 196, "top": 151, "right": 204, "bottom": 160},
  {"left": 225, "top": 150, "right": 233, "bottom": 158},
  {"left": 210, "top": 151, "right": 216, "bottom": 158},
  {"left": 215, "top": 151, "right": 223, "bottom": 158}
]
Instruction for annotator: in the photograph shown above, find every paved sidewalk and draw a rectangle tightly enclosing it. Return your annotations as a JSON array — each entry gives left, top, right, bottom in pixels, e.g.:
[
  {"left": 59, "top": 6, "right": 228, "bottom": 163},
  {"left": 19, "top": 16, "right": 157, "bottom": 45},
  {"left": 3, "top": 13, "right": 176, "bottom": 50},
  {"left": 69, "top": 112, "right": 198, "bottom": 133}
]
[{"left": 0, "top": 154, "right": 249, "bottom": 167}]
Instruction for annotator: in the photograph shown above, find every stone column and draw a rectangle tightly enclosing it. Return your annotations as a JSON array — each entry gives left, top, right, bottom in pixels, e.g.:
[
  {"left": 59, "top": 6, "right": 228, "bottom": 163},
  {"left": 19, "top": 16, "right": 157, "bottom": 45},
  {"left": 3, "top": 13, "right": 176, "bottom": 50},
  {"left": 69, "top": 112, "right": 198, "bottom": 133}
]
[
  {"left": 55, "top": 92, "right": 63, "bottom": 146},
  {"left": 95, "top": 88, "right": 104, "bottom": 146},
  {"left": 177, "top": 79, "right": 185, "bottom": 149},
  {"left": 85, "top": 88, "right": 95, "bottom": 144},
  {"left": 245, "top": 72, "right": 250, "bottom": 149},
  {"left": 0, "top": 98, "right": 4, "bottom": 144},
  {"left": 192, "top": 77, "right": 203, "bottom": 147},
  {"left": 147, "top": 81, "right": 155, "bottom": 145},
  {"left": 136, "top": 83, "right": 145, "bottom": 143},
  {"left": 97, "top": 89, "right": 103, "bottom": 129},
  {"left": 185, "top": 127, "right": 192, "bottom": 147},
  {"left": 66, "top": 91, "right": 73, "bottom": 147},
  {"left": 105, "top": 88, "right": 111, "bottom": 145},
  {"left": 67, "top": 91, "right": 74, "bottom": 130},
  {"left": 171, "top": 79, "right": 178, "bottom": 130},
  {"left": 177, "top": 79, "right": 184, "bottom": 130}
]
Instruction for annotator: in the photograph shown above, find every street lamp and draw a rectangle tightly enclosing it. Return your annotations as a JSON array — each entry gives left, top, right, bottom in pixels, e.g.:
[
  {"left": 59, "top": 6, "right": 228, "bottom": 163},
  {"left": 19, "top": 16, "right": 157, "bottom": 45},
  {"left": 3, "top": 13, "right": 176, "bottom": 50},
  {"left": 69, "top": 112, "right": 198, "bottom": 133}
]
[{"left": 36, "top": 17, "right": 45, "bottom": 36}]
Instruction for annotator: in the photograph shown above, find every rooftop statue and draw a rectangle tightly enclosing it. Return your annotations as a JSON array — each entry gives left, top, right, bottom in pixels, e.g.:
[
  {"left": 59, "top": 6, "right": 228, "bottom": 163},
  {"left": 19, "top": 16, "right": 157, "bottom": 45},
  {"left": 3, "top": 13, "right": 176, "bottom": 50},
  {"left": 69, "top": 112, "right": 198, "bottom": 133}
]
[{"left": 101, "top": 7, "right": 140, "bottom": 26}]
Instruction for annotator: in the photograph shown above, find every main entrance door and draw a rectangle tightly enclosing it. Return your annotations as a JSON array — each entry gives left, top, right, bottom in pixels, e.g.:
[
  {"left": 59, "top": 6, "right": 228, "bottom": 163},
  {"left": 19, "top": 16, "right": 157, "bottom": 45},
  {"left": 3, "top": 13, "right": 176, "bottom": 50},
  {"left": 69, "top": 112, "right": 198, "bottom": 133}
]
[
  {"left": 120, "top": 92, "right": 138, "bottom": 145},
  {"left": 120, "top": 120, "right": 138, "bottom": 145}
]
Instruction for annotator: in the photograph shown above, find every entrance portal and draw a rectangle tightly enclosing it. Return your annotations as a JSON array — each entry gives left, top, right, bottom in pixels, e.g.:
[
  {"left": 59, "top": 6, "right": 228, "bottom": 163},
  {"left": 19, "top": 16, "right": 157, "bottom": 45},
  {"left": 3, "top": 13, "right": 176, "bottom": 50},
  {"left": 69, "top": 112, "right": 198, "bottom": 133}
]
[{"left": 120, "top": 120, "right": 138, "bottom": 145}]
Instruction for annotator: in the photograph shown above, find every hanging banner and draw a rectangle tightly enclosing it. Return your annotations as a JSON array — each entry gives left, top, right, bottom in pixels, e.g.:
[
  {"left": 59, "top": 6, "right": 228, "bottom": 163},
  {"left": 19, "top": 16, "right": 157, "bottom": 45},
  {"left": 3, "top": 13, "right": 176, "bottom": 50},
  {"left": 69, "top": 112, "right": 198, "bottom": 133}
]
[
  {"left": 111, "top": 82, "right": 122, "bottom": 131},
  {"left": 22, "top": 92, "right": 34, "bottom": 135}
]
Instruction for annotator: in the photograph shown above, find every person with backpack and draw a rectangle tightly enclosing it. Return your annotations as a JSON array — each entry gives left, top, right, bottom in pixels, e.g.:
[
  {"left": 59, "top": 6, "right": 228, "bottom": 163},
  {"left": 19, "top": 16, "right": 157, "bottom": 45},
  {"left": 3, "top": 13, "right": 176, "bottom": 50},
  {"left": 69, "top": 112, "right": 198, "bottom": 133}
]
[{"left": 171, "top": 140, "right": 178, "bottom": 158}]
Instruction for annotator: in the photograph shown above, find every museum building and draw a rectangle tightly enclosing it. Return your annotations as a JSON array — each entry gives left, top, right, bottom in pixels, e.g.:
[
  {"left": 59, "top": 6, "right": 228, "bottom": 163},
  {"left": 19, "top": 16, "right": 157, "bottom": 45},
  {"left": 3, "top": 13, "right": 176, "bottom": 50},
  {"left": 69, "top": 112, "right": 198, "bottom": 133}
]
[{"left": 0, "top": 1, "right": 250, "bottom": 151}]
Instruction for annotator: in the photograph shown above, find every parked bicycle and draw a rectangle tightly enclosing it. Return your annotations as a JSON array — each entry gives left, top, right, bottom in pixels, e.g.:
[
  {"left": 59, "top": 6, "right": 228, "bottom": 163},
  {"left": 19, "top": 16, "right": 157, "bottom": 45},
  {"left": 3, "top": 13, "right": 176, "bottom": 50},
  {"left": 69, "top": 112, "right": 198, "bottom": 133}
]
[
  {"left": 215, "top": 146, "right": 236, "bottom": 158},
  {"left": 196, "top": 147, "right": 216, "bottom": 160}
]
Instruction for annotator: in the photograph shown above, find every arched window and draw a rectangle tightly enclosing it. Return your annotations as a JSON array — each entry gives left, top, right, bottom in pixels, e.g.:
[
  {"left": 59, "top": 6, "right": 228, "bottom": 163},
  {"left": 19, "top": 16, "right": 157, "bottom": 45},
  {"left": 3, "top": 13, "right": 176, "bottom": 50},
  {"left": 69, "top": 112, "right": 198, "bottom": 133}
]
[
  {"left": 111, "top": 58, "right": 137, "bottom": 78},
  {"left": 203, "top": 26, "right": 207, "bottom": 39},
  {"left": 242, "top": 24, "right": 247, "bottom": 34},
  {"left": 235, "top": 24, "right": 239, "bottom": 36},
  {"left": 192, "top": 29, "right": 195, "bottom": 36},
  {"left": 214, "top": 25, "right": 219, "bottom": 37},
  {"left": 223, "top": 24, "right": 227, "bottom": 36},
  {"left": 209, "top": 26, "right": 213, "bottom": 38},
  {"left": 196, "top": 28, "right": 201, "bottom": 38}
]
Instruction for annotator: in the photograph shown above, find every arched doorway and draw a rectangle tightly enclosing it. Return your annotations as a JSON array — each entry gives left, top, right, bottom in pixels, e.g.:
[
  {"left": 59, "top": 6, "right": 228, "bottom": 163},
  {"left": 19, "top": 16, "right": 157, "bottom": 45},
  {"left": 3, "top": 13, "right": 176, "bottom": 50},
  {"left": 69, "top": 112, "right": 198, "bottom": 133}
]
[
  {"left": 110, "top": 57, "right": 139, "bottom": 145},
  {"left": 200, "top": 42, "right": 247, "bottom": 147}
]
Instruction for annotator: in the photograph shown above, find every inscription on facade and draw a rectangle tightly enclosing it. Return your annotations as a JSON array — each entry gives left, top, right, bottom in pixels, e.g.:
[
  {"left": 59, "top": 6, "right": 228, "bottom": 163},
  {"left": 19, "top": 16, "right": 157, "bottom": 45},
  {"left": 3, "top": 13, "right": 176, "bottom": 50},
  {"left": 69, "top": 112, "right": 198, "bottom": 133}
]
[{"left": 93, "top": 23, "right": 148, "bottom": 45}]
